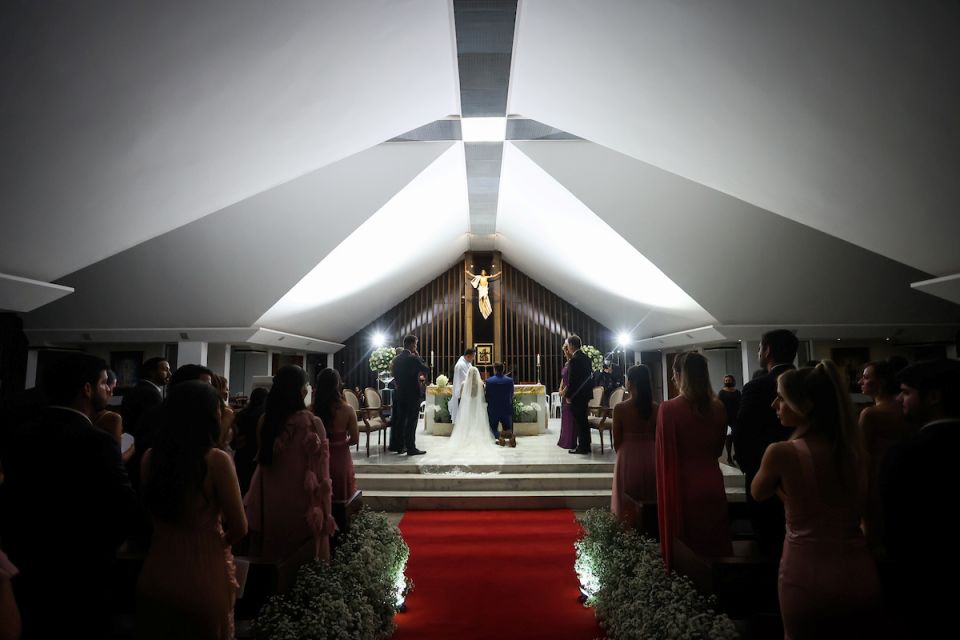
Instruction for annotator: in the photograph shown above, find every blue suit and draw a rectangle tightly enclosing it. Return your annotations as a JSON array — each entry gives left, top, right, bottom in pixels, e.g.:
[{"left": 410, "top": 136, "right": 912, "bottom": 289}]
[{"left": 485, "top": 374, "right": 514, "bottom": 438}]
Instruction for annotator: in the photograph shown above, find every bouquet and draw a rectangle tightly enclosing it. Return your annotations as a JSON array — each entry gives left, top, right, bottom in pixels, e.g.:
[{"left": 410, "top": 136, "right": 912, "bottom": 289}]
[{"left": 369, "top": 347, "right": 397, "bottom": 373}]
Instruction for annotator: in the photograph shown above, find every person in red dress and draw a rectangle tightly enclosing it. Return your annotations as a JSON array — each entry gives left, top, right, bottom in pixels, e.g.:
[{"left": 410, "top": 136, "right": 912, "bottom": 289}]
[
  {"left": 753, "top": 361, "right": 881, "bottom": 639},
  {"left": 312, "top": 367, "right": 357, "bottom": 502},
  {"left": 656, "top": 352, "right": 732, "bottom": 573},
  {"left": 611, "top": 364, "right": 658, "bottom": 520}
]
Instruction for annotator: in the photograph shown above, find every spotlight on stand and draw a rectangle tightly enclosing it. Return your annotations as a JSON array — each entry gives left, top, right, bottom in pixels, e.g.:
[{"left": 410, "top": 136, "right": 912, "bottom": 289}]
[{"left": 372, "top": 332, "right": 386, "bottom": 348}]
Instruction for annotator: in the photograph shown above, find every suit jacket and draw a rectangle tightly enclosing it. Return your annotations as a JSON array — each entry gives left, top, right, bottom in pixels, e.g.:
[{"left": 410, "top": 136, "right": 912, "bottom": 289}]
[
  {"left": 732, "top": 363, "right": 794, "bottom": 478},
  {"left": 0, "top": 407, "right": 140, "bottom": 578},
  {"left": 391, "top": 350, "right": 430, "bottom": 402},
  {"left": 485, "top": 374, "right": 514, "bottom": 416},
  {"left": 120, "top": 379, "right": 163, "bottom": 437},
  {"left": 567, "top": 350, "right": 594, "bottom": 406}
]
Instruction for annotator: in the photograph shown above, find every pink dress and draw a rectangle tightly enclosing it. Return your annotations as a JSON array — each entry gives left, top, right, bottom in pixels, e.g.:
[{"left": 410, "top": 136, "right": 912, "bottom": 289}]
[
  {"left": 656, "top": 397, "right": 732, "bottom": 573},
  {"left": 327, "top": 403, "right": 357, "bottom": 502},
  {"left": 611, "top": 400, "right": 657, "bottom": 517},
  {"left": 779, "top": 440, "right": 881, "bottom": 639},
  {"left": 557, "top": 364, "right": 577, "bottom": 449},
  {"left": 244, "top": 410, "right": 336, "bottom": 561},
  {"left": 136, "top": 483, "right": 238, "bottom": 639}
]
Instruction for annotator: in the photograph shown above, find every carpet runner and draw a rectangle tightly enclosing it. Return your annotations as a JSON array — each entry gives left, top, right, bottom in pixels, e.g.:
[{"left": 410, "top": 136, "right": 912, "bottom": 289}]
[{"left": 392, "top": 510, "right": 601, "bottom": 640}]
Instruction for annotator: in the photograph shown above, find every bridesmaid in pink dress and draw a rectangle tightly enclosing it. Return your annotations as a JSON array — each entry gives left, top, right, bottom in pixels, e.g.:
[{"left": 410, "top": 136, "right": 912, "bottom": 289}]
[
  {"left": 137, "top": 381, "right": 247, "bottom": 640},
  {"left": 312, "top": 367, "right": 358, "bottom": 501},
  {"left": 611, "top": 364, "right": 658, "bottom": 519},
  {"left": 753, "top": 361, "right": 881, "bottom": 639},
  {"left": 244, "top": 365, "right": 336, "bottom": 561},
  {"left": 656, "top": 352, "right": 732, "bottom": 573}
]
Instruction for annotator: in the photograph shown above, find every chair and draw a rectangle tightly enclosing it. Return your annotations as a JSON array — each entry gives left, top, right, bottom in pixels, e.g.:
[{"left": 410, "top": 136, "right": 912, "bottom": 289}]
[
  {"left": 551, "top": 391, "right": 562, "bottom": 418},
  {"left": 588, "top": 386, "right": 624, "bottom": 453},
  {"left": 344, "top": 388, "right": 386, "bottom": 456}
]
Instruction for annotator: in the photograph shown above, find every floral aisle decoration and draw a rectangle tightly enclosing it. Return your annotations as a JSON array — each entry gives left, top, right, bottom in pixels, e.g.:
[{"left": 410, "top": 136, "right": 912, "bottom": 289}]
[
  {"left": 575, "top": 509, "right": 738, "bottom": 640},
  {"left": 256, "top": 509, "right": 412, "bottom": 640},
  {"left": 369, "top": 347, "right": 397, "bottom": 373},
  {"left": 581, "top": 345, "right": 604, "bottom": 372}
]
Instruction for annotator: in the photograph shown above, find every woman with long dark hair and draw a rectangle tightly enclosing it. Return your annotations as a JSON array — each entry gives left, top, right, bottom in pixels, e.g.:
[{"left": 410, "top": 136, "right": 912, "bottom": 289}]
[
  {"left": 243, "top": 365, "right": 335, "bottom": 561},
  {"left": 232, "top": 387, "right": 268, "bottom": 495},
  {"left": 753, "top": 361, "right": 880, "bottom": 638},
  {"left": 137, "top": 381, "right": 247, "bottom": 640},
  {"left": 656, "top": 352, "right": 731, "bottom": 573},
  {"left": 611, "top": 364, "right": 658, "bottom": 520},
  {"left": 312, "top": 368, "right": 357, "bottom": 501},
  {"left": 556, "top": 343, "right": 577, "bottom": 449}
]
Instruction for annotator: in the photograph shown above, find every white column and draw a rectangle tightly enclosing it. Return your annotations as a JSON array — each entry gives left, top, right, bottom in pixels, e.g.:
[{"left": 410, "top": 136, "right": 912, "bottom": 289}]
[
  {"left": 177, "top": 341, "right": 208, "bottom": 368},
  {"left": 660, "top": 351, "right": 669, "bottom": 401},
  {"left": 25, "top": 349, "right": 39, "bottom": 389},
  {"left": 326, "top": 352, "right": 335, "bottom": 370},
  {"left": 206, "top": 343, "right": 231, "bottom": 379},
  {"left": 741, "top": 340, "right": 752, "bottom": 385},
  {"left": 266, "top": 350, "right": 275, "bottom": 375}
]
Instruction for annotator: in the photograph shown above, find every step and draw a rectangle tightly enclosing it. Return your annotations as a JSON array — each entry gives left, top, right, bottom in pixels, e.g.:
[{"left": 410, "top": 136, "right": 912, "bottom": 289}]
[
  {"left": 362, "top": 489, "right": 614, "bottom": 511},
  {"left": 352, "top": 462, "right": 616, "bottom": 474},
  {"left": 356, "top": 472, "right": 613, "bottom": 492}
]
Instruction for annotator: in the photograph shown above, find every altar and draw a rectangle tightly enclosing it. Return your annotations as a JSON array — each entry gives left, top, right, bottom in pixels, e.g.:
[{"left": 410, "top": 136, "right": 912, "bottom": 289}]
[{"left": 424, "top": 383, "right": 548, "bottom": 436}]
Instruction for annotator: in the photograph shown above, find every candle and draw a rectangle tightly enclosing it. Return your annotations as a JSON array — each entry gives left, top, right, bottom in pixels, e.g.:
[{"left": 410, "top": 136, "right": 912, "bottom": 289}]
[
  {"left": 431, "top": 350, "right": 435, "bottom": 367},
  {"left": 536, "top": 353, "right": 541, "bottom": 366}
]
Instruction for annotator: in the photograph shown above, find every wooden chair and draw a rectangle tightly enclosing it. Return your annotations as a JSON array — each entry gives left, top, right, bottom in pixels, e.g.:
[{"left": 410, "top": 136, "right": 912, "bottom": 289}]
[
  {"left": 359, "top": 387, "right": 389, "bottom": 455},
  {"left": 343, "top": 389, "right": 385, "bottom": 456},
  {"left": 588, "top": 386, "right": 624, "bottom": 453}
]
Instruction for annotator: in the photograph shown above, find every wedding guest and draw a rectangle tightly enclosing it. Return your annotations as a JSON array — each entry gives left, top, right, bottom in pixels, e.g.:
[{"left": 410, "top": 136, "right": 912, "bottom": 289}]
[
  {"left": 733, "top": 329, "right": 798, "bottom": 556},
  {"left": 753, "top": 361, "right": 881, "bottom": 638},
  {"left": 233, "top": 387, "right": 268, "bottom": 495},
  {"left": 121, "top": 357, "right": 171, "bottom": 437},
  {"left": 244, "top": 365, "right": 335, "bottom": 561},
  {"left": 611, "top": 364, "right": 658, "bottom": 519},
  {"left": 137, "top": 381, "right": 247, "bottom": 640},
  {"left": 312, "top": 368, "right": 357, "bottom": 501},
  {"left": 717, "top": 374, "right": 740, "bottom": 465},
  {"left": 656, "top": 352, "right": 731, "bottom": 572},
  {"left": 390, "top": 335, "right": 430, "bottom": 456},
  {"left": 1, "top": 353, "right": 140, "bottom": 638},
  {"left": 857, "top": 360, "right": 912, "bottom": 554},
  {"left": 566, "top": 334, "right": 594, "bottom": 454},
  {"left": 485, "top": 362, "right": 515, "bottom": 445},
  {"left": 212, "top": 374, "right": 235, "bottom": 452},
  {"left": 557, "top": 343, "right": 577, "bottom": 449},
  {"left": 0, "top": 547, "right": 19, "bottom": 640},
  {"left": 94, "top": 369, "right": 135, "bottom": 463},
  {"left": 880, "top": 359, "right": 960, "bottom": 636}
]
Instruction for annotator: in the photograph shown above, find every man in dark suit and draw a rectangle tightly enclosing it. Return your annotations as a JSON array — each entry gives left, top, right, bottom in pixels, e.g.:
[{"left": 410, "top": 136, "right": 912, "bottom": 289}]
[
  {"left": 732, "top": 329, "right": 798, "bottom": 556},
  {"left": 565, "top": 334, "right": 594, "bottom": 454},
  {"left": 880, "top": 358, "right": 960, "bottom": 635},
  {"left": 120, "top": 356, "right": 171, "bottom": 437},
  {"left": 485, "top": 362, "right": 515, "bottom": 445},
  {"left": 390, "top": 335, "right": 430, "bottom": 456},
  {"left": 1, "top": 353, "right": 140, "bottom": 638}
]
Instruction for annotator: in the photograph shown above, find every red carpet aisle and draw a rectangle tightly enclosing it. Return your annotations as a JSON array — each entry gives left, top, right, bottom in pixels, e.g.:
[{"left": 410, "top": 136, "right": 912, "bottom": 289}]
[{"left": 392, "top": 510, "right": 601, "bottom": 640}]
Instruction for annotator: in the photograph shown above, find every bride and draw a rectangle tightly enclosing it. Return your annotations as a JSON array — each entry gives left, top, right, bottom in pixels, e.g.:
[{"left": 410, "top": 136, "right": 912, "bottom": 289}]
[{"left": 448, "top": 366, "right": 495, "bottom": 452}]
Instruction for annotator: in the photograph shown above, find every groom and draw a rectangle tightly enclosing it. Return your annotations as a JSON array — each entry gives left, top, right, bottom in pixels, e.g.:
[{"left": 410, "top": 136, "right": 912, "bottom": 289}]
[
  {"left": 449, "top": 347, "right": 474, "bottom": 423},
  {"left": 485, "top": 362, "right": 515, "bottom": 446}
]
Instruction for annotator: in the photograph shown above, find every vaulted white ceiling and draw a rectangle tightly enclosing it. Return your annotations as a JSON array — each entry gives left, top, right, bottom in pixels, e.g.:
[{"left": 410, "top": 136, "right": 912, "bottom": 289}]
[{"left": 3, "top": 0, "right": 959, "bottom": 349}]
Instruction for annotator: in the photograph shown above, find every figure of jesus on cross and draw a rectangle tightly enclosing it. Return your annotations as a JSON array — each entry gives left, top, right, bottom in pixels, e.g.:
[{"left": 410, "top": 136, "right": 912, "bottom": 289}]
[{"left": 465, "top": 267, "right": 501, "bottom": 320}]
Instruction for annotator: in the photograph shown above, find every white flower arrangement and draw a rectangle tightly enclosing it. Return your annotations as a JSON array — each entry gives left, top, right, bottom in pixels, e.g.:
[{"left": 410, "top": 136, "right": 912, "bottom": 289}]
[
  {"left": 581, "top": 345, "right": 604, "bottom": 372},
  {"left": 255, "top": 509, "right": 412, "bottom": 640},
  {"left": 435, "top": 374, "right": 449, "bottom": 387},
  {"left": 368, "top": 346, "right": 397, "bottom": 373},
  {"left": 575, "top": 509, "right": 738, "bottom": 640}
]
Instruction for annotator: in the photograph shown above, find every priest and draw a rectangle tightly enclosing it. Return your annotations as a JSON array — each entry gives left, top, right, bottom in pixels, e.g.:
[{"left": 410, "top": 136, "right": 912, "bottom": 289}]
[{"left": 448, "top": 348, "right": 475, "bottom": 423}]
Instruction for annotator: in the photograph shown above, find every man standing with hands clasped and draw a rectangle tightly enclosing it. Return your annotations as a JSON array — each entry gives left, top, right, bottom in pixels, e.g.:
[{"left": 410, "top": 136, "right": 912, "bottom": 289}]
[
  {"left": 390, "top": 335, "right": 431, "bottom": 456},
  {"left": 565, "top": 334, "right": 594, "bottom": 455}
]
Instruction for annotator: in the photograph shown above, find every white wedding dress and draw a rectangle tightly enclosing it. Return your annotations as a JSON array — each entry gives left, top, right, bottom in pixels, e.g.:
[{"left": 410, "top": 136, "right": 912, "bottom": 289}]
[{"left": 448, "top": 367, "right": 495, "bottom": 454}]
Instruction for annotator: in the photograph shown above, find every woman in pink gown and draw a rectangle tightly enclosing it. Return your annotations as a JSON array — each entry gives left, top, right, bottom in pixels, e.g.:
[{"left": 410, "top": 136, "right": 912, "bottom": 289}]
[
  {"left": 656, "top": 352, "right": 732, "bottom": 573},
  {"left": 313, "top": 367, "right": 357, "bottom": 502},
  {"left": 557, "top": 343, "right": 577, "bottom": 449},
  {"left": 244, "top": 365, "right": 336, "bottom": 561},
  {"left": 611, "top": 364, "right": 658, "bottom": 519},
  {"left": 137, "top": 381, "right": 247, "bottom": 640},
  {"left": 753, "top": 361, "right": 881, "bottom": 639}
]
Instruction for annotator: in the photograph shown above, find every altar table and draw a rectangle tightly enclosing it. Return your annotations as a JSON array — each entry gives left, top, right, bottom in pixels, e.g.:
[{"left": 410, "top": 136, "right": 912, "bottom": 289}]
[{"left": 424, "top": 383, "right": 548, "bottom": 436}]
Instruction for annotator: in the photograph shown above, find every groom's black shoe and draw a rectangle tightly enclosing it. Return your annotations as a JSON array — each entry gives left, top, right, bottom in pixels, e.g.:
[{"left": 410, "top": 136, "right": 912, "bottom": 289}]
[
  {"left": 568, "top": 448, "right": 590, "bottom": 455},
  {"left": 406, "top": 448, "right": 427, "bottom": 456}
]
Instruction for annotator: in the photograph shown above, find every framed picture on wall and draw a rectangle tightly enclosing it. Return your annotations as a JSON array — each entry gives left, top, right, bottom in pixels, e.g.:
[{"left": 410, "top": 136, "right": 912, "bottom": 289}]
[
  {"left": 111, "top": 351, "right": 144, "bottom": 387},
  {"left": 475, "top": 343, "right": 493, "bottom": 366}
]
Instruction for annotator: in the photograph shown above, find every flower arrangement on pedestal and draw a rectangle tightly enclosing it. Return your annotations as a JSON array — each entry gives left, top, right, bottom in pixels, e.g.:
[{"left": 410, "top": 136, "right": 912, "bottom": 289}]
[
  {"left": 368, "top": 347, "right": 397, "bottom": 374},
  {"left": 512, "top": 396, "right": 538, "bottom": 423},
  {"left": 575, "top": 509, "right": 738, "bottom": 639},
  {"left": 432, "top": 396, "right": 452, "bottom": 423},
  {"left": 581, "top": 345, "right": 604, "bottom": 372},
  {"left": 255, "top": 509, "right": 412, "bottom": 640},
  {"left": 435, "top": 374, "right": 449, "bottom": 387}
]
